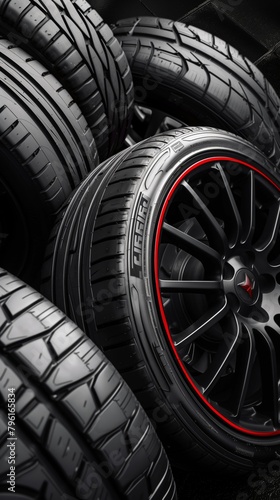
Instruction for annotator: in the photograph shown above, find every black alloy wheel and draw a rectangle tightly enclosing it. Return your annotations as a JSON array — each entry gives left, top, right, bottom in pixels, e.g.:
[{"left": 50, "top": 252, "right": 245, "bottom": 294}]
[{"left": 154, "top": 155, "right": 280, "bottom": 436}]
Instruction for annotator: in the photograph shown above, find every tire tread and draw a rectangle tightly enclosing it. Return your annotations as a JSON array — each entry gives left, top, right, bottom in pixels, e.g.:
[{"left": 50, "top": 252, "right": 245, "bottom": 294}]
[{"left": 0, "top": 268, "right": 176, "bottom": 499}]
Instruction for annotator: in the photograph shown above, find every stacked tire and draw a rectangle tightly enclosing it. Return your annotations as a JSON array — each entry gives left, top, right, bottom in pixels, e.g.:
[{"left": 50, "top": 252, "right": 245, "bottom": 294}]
[
  {"left": 0, "top": 268, "right": 176, "bottom": 499},
  {"left": 0, "top": 3, "right": 280, "bottom": 499}
]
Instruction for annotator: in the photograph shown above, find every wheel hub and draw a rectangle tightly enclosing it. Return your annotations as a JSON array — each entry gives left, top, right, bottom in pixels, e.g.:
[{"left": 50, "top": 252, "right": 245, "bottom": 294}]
[
  {"left": 223, "top": 258, "right": 260, "bottom": 315},
  {"left": 235, "top": 269, "right": 257, "bottom": 302}
]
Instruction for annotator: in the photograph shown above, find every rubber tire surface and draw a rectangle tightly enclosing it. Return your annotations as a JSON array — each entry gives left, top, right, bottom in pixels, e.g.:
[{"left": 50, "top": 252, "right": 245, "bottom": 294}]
[
  {"left": 0, "top": 268, "right": 176, "bottom": 500},
  {"left": 113, "top": 17, "right": 280, "bottom": 168},
  {"left": 0, "top": 0, "right": 134, "bottom": 160},
  {"left": 0, "top": 38, "right": 97, "bottom": 283},
  {"left": 41, "top": 127, "right": 280, "bottom": 474}
]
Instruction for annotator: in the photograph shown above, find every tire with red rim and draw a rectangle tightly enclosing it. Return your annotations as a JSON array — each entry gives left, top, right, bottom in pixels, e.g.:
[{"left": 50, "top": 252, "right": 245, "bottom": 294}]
[{"left": 42, "top": 127, "right": 280, "bottom": 473}]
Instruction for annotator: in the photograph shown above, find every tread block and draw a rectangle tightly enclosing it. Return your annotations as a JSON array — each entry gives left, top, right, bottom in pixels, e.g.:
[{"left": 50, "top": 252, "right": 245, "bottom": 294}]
[
  {"left": 88, "top": 401, "right": 127, "bottom": 443},
  {"left": 5, "top": 287, "right": 42, "bottom": 317},
  {"left": 0, "top": 105, "right": 17, "bottom": 133},
  {"left": 114, "top": 384, "right": 136, "bottom": 420},
  {"left": 0, "top": 359, "right": 23, "bottom": 399},
  {"left": 94, "top": 363, "right": 119, "bottom": 406},
  {"left": 15, "top": 387, "right": 35, "bottom": 414},
  {"left": 16, "top": 339, "right": 53, "bottom": 378},
  {"left": 46, "top": 341, "right": 102, "bottom": 391},
  {"left": 49, "top": 321, "right": 83, "bottom": 356},
  {"left": 1, "top": 311, "right": 53, "bottom": 347},
  {"left": 0, "top": 274, "right": 23, "bottom": 298},
  {"left": 63, "top": 383, "right": 97, "bottom": 429},
  {"left": 100, "top": 429, "right": 129, "bottom": 471},
  {"left": 47, "top": 419, "right": 83, "bottom": 480},
  {"left": 117, "top": 445, "right": 150, "bottom": 490},
  {"left": 24, "top": 402, "right": 51, "bottom": 439}
]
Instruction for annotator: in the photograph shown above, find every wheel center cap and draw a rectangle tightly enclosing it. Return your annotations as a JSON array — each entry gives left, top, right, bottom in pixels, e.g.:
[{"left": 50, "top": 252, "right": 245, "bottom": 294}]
[{"left": 235, "top": 269, "right": 258, "bottom": 304}]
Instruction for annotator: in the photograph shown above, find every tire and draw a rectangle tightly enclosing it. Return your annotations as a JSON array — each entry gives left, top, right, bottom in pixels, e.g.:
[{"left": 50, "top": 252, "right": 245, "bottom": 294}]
[
  {"left": 0, "top": 268, "right": 176, "bottom": 500},
  {"left": 42, "top": 127, "right": 280, "bottom": 474},
  {"left": 0, "top": 37, "right": 98, "bottom": 285},
  {"left": 0, "top": 0, "right": 134, "bottom": 160},
  {"left": 113, "top": 17, "right": 280, "bottom": 168}
]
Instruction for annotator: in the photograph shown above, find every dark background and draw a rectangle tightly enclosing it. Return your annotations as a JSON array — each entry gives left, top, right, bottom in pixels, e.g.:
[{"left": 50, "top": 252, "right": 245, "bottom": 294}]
[{"left": 91, "top": 1, "right": 280, "bottom": 498}]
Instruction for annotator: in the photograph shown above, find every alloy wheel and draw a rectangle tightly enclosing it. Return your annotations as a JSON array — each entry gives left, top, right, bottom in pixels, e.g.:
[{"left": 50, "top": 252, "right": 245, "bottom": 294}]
[{"left": 154, "top": 156, "right": 280, "bottom": 436}]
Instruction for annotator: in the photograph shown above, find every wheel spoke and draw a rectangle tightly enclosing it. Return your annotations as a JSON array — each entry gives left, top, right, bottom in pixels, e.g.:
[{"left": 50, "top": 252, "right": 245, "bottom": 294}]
[
  {"left": 181, "top": 180, "right": 227, "bottom": 254},
  {"left": 197, "top": 316, "right": 240, "bottom": 394},
  {"left": 241, "top": 171, "right": 256, "bottom": 244},
  {"left": 160, "top": 279, "right": 222, "bottom": 293},
  {"left": 255, "top": 203, "right": 280, "bottom": 253},
  {"left": 174, "top": 300, "right": 229, "bottom": 346},
  {"left": 163, "top": 223, "right": 221, "bottom": 268},
  {"left": 216, "top": 163, "right": 242, "bottom": 246},
  {"left": 229, "top": 326, "right": 255, "bottom": 417},
  {"left": 254, "top": 329, "right": 279, "bottom": 426}
]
